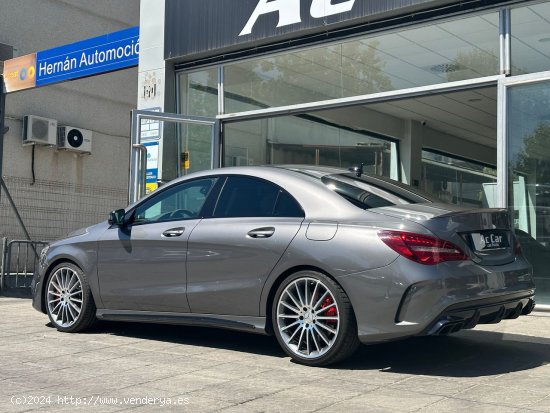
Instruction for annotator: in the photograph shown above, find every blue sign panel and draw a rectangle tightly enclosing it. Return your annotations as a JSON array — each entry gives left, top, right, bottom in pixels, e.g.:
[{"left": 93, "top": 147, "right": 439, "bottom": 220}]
[
  {"left": 144, "top": 142, "right": 159, "bottom": 184},
  {"left": 35, "top": 26, "right": 139, "bottom": 87}
]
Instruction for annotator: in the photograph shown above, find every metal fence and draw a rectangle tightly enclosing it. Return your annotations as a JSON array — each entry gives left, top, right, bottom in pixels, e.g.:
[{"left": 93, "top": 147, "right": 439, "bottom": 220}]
[{"left": 0, "top": 238, "right": 49, "bottom": 290}]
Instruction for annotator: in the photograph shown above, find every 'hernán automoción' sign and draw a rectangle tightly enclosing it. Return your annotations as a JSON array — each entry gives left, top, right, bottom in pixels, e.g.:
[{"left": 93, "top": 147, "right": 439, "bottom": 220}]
[{"left": 2, "top": 26, "right": 139, "bottom": 93}]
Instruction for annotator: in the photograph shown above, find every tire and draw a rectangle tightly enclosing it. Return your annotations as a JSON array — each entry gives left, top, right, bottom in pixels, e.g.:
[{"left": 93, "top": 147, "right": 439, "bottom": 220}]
[
  {"left": 272, "top": 270, "right": 360, "bottom": 366},
  {"left": 44, "top": 262, "right": 96, "bottom": 333}
]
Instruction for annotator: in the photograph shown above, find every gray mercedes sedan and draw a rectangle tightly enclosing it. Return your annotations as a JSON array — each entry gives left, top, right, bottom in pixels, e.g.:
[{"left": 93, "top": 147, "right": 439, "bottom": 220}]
[{"left": 31, "top": 165, "right": 535, "bottom": 366}]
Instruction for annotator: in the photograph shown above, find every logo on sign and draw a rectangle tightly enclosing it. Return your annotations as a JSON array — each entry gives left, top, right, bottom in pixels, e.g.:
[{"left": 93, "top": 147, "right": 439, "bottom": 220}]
[
  {"left": 478, "top": 233, "right": 503, "bottom": 249},
  {"left": 142, "top": 71, "right": 161, "bottom": 101},
  {"left": 2, "top": 53, "right": 38, "bottom": 92},
  {"left": 240, "top": 0, "right": 357, "bottom": 36}
]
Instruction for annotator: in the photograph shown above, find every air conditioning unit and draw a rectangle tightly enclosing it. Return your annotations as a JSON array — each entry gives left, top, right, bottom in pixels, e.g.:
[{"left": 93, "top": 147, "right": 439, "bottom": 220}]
[
  {"left": 57, "top": 126, "right": 92, "bottom": 154},
  {"left": 22, "top": 115, "right": 57, "bottom": 146}
]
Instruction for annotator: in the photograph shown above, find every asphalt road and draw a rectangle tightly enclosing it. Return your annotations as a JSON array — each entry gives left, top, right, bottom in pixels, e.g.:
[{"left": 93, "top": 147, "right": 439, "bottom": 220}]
[{"left": 1, "top": 296, "right": 550, "bottom": 412}]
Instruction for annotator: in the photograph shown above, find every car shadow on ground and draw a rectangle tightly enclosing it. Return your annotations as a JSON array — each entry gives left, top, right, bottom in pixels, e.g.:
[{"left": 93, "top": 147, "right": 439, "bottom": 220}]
[
  {"left": 338, "top": 331, "right": 550, "bottom": 377},
  {"left": 69, "top": 321, "right": 550, "bottom": 377}
]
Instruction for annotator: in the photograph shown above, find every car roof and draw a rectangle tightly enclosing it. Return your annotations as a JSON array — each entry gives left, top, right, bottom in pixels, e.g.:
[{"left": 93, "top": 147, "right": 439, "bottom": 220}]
[
  {"left": 128, "top": 165, "right": 435, "bottom": 220},
  {"left": 128, "top": 165, "right": 365, "bottom": 221}
]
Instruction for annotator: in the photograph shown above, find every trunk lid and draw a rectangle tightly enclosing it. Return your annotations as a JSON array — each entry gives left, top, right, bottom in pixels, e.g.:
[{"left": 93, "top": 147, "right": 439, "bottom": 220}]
[{"left": 372, "top": 204, "right": 516, "bottom": 266}]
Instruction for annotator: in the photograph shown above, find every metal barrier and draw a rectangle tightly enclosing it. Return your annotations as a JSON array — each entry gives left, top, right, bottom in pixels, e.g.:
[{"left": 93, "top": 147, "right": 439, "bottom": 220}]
[{"left": 0, "top": 238, "right": 49, "bottom": 290}]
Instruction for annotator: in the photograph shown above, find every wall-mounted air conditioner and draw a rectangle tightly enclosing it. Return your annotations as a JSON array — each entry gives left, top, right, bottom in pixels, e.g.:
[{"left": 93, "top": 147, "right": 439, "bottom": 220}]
[
  {"left": 22, "top": 115, "right": 57, "bottom": 146},
  {"left": 57, "top": 126, "right": 92, "bottom": 154}
]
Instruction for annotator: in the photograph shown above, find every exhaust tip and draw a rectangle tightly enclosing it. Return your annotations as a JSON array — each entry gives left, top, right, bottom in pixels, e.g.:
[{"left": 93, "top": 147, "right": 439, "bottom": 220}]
[
  {"left": 506, "top": 303, "right": 523, "bottom": 319},
  {"left": 522, "top": 299, "right": 535, "bottom": 315}
]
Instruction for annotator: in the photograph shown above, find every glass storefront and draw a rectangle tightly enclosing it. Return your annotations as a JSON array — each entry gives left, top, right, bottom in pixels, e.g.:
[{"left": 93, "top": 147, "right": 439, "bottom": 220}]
[
  {"left": 223, "top": 11, "right": 499, "bottom": 112},
  {"left": 224, "top": 115, "right": 399, "bottom": 180},
  {"left": 421, "top": 150, "right": 497, "bottom": 207},
  {"left": 507, "top": 79, "right": 550, "bottom": 303},
  {"left": 511, "top": 2, "right": 550, "bottom": 75},
  {"left": 171, "top": 0, "right": 550, "bottom": 304},
  {"left": 178, "top": 69, "right": 217, "bottom": 117}
]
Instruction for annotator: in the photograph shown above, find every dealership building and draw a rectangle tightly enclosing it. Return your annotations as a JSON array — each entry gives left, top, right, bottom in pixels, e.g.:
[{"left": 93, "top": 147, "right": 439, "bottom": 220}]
[
  {"left": 1, "top": 0, "right": 550, "bottom": 306},
  {"left": 134, "top": 0, "right": 550, "bottom": 306}
]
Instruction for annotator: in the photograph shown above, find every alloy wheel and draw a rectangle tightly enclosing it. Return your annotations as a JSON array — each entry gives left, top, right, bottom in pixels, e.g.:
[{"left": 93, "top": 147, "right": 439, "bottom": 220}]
[
  {"left": 47, "top": 267, "right": 83, "bottom": 328},
  {"left": 276, "top": 277, "right": 340, "bottom": 359}
]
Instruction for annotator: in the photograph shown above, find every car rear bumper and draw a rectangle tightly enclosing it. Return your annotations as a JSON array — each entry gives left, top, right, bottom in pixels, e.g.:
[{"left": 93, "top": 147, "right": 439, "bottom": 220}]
[
  {"left": 422, "top": 293, "right": 535, "bottom": 336},
  {"left": 338, "top": 255, "right": 535, "bottom": 344}
]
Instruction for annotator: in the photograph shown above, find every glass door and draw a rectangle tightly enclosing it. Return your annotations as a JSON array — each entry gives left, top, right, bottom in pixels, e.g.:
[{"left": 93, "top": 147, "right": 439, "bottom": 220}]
[
  {"left": 129, "top": 110, "right": 219, "bottom": 204},
  {"left": 502, "top": 73, "right": 550, "bottom": 304}
]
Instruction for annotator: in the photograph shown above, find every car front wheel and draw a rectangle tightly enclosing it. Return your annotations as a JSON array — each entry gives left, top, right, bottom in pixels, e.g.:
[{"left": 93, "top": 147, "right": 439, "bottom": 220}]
[
  {"left": 45, "top": 262, "right": 96, "bottom": 332},
  {"left": 272, "top": 271, "right": 360, "bottom": 366}
]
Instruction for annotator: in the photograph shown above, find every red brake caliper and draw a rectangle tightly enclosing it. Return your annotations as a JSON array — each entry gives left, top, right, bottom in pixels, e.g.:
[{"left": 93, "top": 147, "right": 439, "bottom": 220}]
[{"left": 320, "top": 296, "right": 337, "bottom": 325}]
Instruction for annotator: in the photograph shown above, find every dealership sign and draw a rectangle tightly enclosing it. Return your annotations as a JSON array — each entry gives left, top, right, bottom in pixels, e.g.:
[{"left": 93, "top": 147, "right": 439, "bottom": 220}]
[
  {"left": 240, "top": 0, "right": 356, "bottom": 35},
  {"left": 3, "top": 26, "right": 139, "bottom": 93},
  {"left": 164, "top": 0, "right": 488, "bottom": 61}
]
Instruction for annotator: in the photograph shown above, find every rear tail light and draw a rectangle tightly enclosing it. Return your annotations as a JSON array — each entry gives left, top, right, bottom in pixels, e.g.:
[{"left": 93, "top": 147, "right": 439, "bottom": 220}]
[{"left": 378, "top": 230, "right": 468, "bottom": 265}]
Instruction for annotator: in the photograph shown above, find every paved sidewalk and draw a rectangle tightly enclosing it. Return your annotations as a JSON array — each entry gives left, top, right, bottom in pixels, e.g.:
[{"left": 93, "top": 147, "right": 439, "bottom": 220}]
[{"left": 1, "top": 296, "right": 550, "bottom": 412}]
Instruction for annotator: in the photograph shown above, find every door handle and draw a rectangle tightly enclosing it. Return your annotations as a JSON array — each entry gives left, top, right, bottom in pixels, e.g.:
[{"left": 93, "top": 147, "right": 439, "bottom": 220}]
[
  {"left": 162, "top": 227, "right": 185, "bottom": 237},
  {"left": 247, "top": 227, "right": 275, "bottom": 238}
]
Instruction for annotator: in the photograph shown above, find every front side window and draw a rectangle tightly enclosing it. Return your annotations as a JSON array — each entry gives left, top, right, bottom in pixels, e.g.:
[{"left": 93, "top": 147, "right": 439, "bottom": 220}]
[
  {"left": 214, "top": 176, "right": 303, "bottom": 218},
  {"left": 132, "top": 178, "right": 218, "bottom": 225}
]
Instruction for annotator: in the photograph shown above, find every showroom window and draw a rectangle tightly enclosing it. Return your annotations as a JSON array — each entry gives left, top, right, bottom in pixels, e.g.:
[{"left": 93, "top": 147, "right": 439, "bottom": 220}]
[
  {"left": 222, "top": 11, "right": 500, "bottom": 112},
  {"left": 224, "top": 114, "right": 399, "bottom": 181},
  {"left": 421, "top": 150, "right": 497, "bottom": 208},
  {"left": 506, "top": 79, "right": 550, "bottom": 303},
  {"left": 178, "top": 68, "right": 218, "bottom": 116},
  {"left": 511, "top": 1, "right": 550, "bottom": 75}
]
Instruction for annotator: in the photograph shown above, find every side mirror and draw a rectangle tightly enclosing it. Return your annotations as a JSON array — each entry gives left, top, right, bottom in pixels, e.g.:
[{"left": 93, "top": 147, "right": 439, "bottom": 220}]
[{"left": 108, "top": 209, "right": 126, "bottom": 226}]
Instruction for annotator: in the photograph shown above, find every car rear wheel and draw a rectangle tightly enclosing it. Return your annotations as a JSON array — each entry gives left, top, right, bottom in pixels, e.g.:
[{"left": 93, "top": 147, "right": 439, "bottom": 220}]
[
  {"left": 45, "top": 262, "right": 96, "bottom": 332},
  {"left": 272, "top": 271, "right": 360, "bottom": 366}
]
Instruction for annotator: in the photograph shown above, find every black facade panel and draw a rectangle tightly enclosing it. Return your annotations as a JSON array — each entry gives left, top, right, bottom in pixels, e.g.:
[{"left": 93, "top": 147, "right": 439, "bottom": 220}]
[
  {"left": 165, "top": 0, "right": 463, "bottom": 61},
  {"left": 0, "top": 43, "right": 13, "bottom": 62}
]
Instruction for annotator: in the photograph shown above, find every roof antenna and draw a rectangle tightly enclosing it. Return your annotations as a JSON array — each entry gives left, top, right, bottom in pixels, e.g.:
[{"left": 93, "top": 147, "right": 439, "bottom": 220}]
[{"left": 348, "top": 163, "right": 365, "bottom": 177}]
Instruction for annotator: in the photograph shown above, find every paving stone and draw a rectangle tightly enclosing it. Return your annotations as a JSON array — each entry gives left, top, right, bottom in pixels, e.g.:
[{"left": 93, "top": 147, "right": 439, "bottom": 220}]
[
  {"left": 416, "top": 398, "right": 520, "bottom": 412},
  {"left": 315, "top": 399, "right": 404, "bottom": 413},
  {"left": 453, "top": 383, "right": 548, "bottom": 408},
  {"left": 187, "top": 377, "right": 288, "bottom": 405},
  {"left": 0, "top": 381, "right": 34, "bottom": 397},
  {"left": 195, "top": 362, "right": 271, "bottom": 380},
  {"left": 1, "top": 297, "right": 550, "bottom": 413},
  {"left": 344, "top": 388, "right": 444, "bottom": 412},
  {"left": 147, "top": 373, "right": 229, "bottom": 394},
  {"left": 389, "top": 375, "right": 478, "bottom": 396},
  {"left": 129, "top": 395, "right": 232, "bottom": 412},
  {"left": 229, "top": 385, "right": 360, "bottom": 413},
  {"left": 527, "top": 394, "right": 550, "bottom": 412}
]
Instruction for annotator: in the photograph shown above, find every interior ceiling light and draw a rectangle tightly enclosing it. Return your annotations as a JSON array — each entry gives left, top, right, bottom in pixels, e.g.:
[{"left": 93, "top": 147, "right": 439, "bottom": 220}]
[{"left": 538, "top": 37, "right": 550, "bottom": 42}]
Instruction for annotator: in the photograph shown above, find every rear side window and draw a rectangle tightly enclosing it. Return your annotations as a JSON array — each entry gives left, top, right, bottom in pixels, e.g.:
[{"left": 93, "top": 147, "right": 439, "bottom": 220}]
[
  {"left": 214, "top": 176, "right": 304, "bottom": 218},
  {"left": 322, "top": 176, "right": 395, "bottom": 210},
  {"left": 274, "top": 191, "right": 304, "bottom": 217}
]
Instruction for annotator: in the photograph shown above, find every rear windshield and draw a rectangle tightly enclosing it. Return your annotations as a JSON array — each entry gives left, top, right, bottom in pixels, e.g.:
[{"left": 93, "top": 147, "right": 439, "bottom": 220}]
[{"left": 321, "top": 173, "right": 437, "bottom": 209}]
